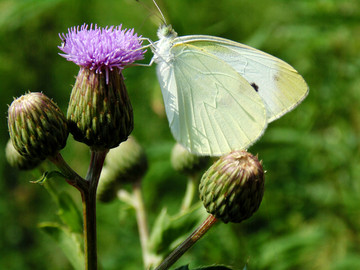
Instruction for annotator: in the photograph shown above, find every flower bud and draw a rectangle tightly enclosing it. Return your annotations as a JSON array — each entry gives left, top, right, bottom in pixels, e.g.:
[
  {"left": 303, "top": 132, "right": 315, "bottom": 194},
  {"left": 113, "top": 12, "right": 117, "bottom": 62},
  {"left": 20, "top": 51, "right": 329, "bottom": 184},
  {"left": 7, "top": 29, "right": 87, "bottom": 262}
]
[
  {"left": 7, "top": 92, "right": 68, "bottom": 160},
  {"left": 105, "top": 136, "right": 148, "bottom": 183},
  {"left": 67, "top": 68, "right": 133, "bottom": 150},
  {"left": 97, "top": 136, "right": 148, "bottom": 202},
  {"left": 97, "top": 167, "right": 119, "bottom": 203},
  {"left": 5, "top": 139, "right": 42, "bottom": 170},
  {"left": 171, "top": 143, "right": 209, "bottom": 176},
  {"left": 199, "top": 150, "right": 264, "bottom": 223}
]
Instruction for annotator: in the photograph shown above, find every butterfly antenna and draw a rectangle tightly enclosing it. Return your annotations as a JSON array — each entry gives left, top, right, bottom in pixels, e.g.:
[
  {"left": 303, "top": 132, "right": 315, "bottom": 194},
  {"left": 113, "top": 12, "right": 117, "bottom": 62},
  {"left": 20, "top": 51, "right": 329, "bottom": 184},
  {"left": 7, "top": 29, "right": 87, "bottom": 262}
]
[{"left": 152, "top": 0, "right": 167, "bottom": 25}]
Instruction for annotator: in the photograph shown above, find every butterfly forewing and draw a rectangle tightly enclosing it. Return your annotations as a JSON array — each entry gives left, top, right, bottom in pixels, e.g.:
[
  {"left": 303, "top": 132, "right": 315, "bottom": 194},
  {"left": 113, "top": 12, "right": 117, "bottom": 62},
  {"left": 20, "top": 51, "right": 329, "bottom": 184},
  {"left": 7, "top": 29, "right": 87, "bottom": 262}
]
[
  {"left": 174, "top": 35, "right": 309, "bottom": 122},
  {"left": 156, "top": 42, "right": 267, "bottom": 156}
]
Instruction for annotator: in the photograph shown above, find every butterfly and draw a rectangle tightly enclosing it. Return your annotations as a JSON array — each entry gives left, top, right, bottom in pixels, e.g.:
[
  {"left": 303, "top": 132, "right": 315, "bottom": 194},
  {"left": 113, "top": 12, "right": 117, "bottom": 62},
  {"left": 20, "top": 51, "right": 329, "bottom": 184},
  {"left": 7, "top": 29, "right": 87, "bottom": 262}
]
[{"left": 149, "top": 2, "right": 308, "bottom": 156}]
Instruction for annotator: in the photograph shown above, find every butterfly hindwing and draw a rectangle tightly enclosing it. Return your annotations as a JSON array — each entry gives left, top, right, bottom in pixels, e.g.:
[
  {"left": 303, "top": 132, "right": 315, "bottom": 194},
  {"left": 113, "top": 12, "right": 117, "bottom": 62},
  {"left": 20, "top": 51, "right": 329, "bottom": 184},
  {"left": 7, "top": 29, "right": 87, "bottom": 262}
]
[{"left": 173, "top": 35, "right": 309, "bottom": 122}]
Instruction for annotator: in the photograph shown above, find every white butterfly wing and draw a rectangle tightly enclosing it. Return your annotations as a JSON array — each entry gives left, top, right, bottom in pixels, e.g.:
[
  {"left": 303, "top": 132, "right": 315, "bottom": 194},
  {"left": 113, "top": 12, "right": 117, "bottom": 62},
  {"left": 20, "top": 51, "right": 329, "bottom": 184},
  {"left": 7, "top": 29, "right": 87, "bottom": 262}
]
[
  {"left": 156, "top": 42, "right": 267, "bottom": 156},
  {"left": 174, "top": 36, "right": 309, "bottom": 122}
]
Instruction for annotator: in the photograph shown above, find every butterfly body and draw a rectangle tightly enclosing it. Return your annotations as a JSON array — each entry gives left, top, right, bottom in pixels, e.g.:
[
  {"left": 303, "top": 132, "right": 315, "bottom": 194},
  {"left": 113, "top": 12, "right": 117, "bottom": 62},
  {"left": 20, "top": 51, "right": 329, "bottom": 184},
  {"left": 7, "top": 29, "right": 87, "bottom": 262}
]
[{"left": 151, "top": 24, "right": 308, "bottom": 156}]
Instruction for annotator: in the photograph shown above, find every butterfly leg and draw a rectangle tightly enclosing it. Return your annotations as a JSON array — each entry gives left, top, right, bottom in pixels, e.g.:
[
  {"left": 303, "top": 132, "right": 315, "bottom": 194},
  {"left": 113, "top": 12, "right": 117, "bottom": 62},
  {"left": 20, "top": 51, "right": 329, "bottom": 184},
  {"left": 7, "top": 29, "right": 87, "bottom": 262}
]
[{"left": 133, "top": 37, "right": 158, "bottom": 67}]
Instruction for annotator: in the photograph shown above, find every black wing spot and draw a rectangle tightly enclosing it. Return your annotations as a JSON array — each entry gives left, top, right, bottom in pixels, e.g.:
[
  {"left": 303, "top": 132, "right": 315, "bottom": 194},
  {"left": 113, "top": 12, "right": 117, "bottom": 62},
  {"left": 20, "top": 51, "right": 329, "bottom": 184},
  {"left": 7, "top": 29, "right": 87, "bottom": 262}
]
[{"left": 251, "top": 82, "right": 259, "bottom": 92}]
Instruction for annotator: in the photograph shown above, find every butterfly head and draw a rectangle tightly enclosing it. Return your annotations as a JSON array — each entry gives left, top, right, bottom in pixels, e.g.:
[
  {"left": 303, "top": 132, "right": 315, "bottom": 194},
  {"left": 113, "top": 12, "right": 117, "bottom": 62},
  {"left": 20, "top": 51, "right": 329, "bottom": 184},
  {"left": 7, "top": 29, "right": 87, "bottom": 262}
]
[{"left": 157, "top": 24, "right": 178, "bottom": 40}]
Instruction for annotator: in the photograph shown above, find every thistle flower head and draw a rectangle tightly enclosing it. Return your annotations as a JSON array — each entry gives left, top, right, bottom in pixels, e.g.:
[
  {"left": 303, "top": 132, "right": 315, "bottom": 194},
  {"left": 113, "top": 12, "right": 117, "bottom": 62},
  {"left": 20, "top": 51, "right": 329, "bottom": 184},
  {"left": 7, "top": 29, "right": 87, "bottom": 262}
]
[
  {"left": 199, "top": 150, "right": 265, "bottom": 223},
  {"left": 6, "top": 139, "right": 42, "bottom": 170},
  {"left": 67, "top": 68, "right": 134, "bottom": 150},
  {"left": 7, "top": 92, "right": 68, "bottom": 160},
  {"left": 59, "top": 23, "right": 145, "bottom": 78}
]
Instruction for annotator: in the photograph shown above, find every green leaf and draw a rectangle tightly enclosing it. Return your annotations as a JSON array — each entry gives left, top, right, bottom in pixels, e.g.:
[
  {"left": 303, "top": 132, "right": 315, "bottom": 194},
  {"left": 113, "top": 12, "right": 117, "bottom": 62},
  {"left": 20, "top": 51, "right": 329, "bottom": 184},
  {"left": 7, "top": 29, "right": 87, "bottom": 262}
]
[
  {"left": 39, "top": 174, "right": 83, "bottom": 234},
  {"left": 30, "top": 170, "right": 65, "bottom": 184},
  {"left": 175, "top": 265, "right": 235, "bottom": 270},
  {"left": 174, "top": 265, "right": 190, "bottom": 270},
  {"left": 194, "top": 266, "right": 235, "bottom": 270},
  {"left": 148, "top": 202, "right": 208, "bottom": 256},
  {"left": 57, "top": 191, "right": 83, "bottom": 234},
  {"left": 38, "top": 222, "right": 84, "bottom": 270},
  {"left": 148, "top": 207, "right": 170, "bottom": 253}
]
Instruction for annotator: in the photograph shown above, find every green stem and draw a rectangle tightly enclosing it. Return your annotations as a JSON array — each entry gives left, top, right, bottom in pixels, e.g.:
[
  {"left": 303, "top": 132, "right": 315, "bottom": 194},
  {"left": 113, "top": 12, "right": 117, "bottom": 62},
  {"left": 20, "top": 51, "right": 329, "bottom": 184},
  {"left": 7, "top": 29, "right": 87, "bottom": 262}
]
[
  {"left": 81, "top": 188, "right": 97, "bottom": 270},
  {"left": 117, "top": 189, "right": 133, "bottom": 205},
  {"left": 155, "top": 215, "right": 218, "bottom": 270},
  {"left": 118, "top": 186, "right": 161, "bottom": 269},
  {"left": 82, "top": 149, "right": 108, "bottom": 270},
  {"left": 180, "top": 175, "right": 197, "bottom": 213},
  {"left": 86, "top": 150, "right": 108, "bottom": 182},
  {"left": 48, "top": 150, "right": 108, "bottom": 270},
  {"left": 48, "top": 152, "right": 87, "bottom": 191},
  {"left": 132, "top": 181, "right": 150, "bottom": 268}
]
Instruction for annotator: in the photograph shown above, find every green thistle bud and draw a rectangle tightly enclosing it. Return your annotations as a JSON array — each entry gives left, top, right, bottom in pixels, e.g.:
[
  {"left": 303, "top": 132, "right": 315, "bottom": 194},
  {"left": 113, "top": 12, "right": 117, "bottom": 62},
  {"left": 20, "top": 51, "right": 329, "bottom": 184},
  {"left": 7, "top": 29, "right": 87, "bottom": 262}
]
[
  {"left": 97, "top": 136, "right": 148, "bottom": 202},
  {"left": 171, "top": 143, "right": 210, "bottom": 176},
  {"left": 7, "top": 92, "right": 69, "bottom": 160},
  {"left": 105, "top": 136, "right": 148, "bottom": 183},
  {"left": 97, "top": 167, "right": 118, "bottom": 203},
  {"left": 67, "top": 68, "right": 133, "bottom": 151},
  {"left": 199, "top": 150, "right": 265, "bottom": 223},
  {"left": 5, "top": 139, "right": 42, "bottom": 170}
]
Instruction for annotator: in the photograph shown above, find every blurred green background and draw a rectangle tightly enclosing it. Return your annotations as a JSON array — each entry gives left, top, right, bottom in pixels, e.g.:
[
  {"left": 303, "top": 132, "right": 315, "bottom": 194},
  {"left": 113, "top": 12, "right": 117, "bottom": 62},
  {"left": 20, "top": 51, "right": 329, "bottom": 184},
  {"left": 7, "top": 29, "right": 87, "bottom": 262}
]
[{"left": 1, "top": 0, "right": 359, "bottom": 269}]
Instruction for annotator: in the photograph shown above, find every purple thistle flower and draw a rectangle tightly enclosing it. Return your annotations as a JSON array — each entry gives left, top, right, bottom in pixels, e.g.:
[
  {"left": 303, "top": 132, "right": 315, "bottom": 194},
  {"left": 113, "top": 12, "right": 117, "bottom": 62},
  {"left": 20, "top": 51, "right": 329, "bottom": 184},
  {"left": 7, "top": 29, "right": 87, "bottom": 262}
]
[{"left": 59, "top": 23, "right": 145, "bottom": 79}]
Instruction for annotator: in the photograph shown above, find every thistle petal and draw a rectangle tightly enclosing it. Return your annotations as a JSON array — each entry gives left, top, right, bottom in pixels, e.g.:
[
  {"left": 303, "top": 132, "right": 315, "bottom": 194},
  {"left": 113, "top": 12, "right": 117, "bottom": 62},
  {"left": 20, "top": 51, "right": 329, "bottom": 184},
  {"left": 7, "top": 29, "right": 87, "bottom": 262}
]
[{"left": 59, "top": 23, "right": 145, "bottom": 76}]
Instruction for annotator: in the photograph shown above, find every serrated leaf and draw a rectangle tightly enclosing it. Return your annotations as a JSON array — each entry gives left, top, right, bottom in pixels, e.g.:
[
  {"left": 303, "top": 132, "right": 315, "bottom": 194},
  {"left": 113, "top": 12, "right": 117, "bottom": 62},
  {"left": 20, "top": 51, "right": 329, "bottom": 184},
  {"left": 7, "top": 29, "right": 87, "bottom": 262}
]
[
  {"left": 39, "top": 222, "right": 84, "bottom": 270},
  {"left": 30, "top": 170, "right": 65, "bottom": 184}
]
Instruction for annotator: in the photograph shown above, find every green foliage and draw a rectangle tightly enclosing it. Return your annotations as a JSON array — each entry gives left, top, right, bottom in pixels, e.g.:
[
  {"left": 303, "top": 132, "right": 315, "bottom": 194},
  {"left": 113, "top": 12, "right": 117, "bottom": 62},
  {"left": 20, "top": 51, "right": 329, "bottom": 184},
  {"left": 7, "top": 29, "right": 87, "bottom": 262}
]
[
  {"left": 33, "top": 172, "right": 83, "bottom": 234},
  {"left": 51, "top": 190, "right": 83, "bottom": 235},
  {"left": 175, "top": 265, "right": 235, "bottom": 270},
  {"left": 1, "top": 0, "right": 360, "bottom": 269},
  {"left": 31, "top": 170, "right": 66, "bottom": 185},
  {"left": 38, "top": 222, "right": 84, "bottom": 270},
  {"left": 148, "top": 203, "right": 208, "bottom": 256},
  {"left": 38, "top": 178, "right": 84, "bottom": 270}
]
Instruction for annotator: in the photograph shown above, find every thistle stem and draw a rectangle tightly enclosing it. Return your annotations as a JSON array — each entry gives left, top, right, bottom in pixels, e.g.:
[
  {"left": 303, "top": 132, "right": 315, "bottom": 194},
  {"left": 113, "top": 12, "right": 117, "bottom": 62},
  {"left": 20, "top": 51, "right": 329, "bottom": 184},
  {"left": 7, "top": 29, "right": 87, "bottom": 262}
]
[
  {"left": 86, "top": 150, "right": 109, "bottom": 183},
  {"left": 155, "top": 214, "right": 218, "bottom": 270},
  {"left": 180, "top": 175, "right": 197, "bottom": 213},
  {"left": 132, "top": 181, "right": 150, "bottom": 268},
  {"left": 82, "top": 149, "right": 108, "bottom": 270},
  {"left": 48, "top": 152, "right": 87, "bottom": 191},
  {"left": 118, "top": 186, "right": 160, "bottom": 269},
  {"left": 81, "top": 188, "right": 97, "bottom": 270}
]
